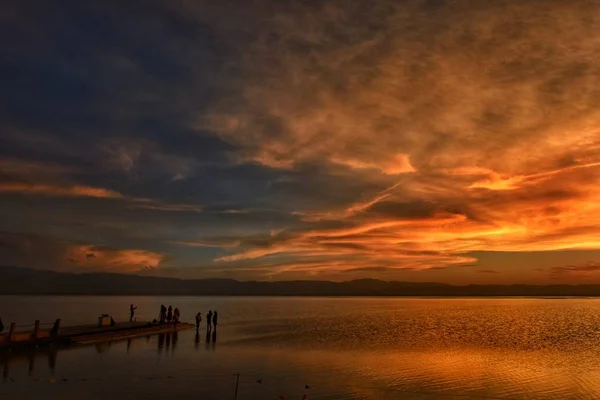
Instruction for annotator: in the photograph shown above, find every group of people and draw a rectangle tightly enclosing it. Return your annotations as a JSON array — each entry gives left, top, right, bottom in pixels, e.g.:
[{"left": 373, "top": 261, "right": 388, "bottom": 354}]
[
  {"left": 159, "top": 304, "right": 181, "bottom": 324},
  {"left": 127, "top": 305, "right": 218, "bottom": 330},
  {"left": 195, "top": 310, "right": 218, "bottom": 332}
]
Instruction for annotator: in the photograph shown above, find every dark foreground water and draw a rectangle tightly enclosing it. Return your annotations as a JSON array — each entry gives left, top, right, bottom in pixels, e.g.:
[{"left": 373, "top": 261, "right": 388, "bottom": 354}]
[{"left": 2, "top": 297, "right": 600, "bottom": 399}]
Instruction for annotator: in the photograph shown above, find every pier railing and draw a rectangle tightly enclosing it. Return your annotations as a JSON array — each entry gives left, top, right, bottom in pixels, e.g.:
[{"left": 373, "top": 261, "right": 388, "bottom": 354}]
[{"left": 0, "top": 319, "right": 60, "bottom": 345}]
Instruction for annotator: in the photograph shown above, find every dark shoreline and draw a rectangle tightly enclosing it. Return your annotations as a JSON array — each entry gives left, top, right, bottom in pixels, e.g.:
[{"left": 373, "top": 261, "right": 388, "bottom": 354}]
[{"left": 3, "top": 266, "right": 600, "bottom": 297}]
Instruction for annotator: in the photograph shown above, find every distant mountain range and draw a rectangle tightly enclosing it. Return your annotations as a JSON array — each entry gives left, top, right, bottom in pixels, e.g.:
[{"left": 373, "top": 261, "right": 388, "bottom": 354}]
[{"left": 1, "top": 266, "right": 600, "bottom": 296}]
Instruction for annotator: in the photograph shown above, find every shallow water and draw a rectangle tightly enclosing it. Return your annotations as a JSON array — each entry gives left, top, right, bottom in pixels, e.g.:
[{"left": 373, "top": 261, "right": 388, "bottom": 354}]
[{"left": 2, "top": 296, "right": 600, "bottom": 399}]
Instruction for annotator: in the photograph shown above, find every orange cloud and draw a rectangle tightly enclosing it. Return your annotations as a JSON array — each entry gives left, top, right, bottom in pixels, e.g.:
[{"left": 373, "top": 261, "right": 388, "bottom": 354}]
[
  {"left": 211, "top": 158, "right": 600, "bottom": 277},
  {"left": 180, "top": 0, "right": 599, "bottom": 280},
  {"left": 65, "top": 245, "right": 165, "bottom": 273},
  {"left": 0, "top": 232, "right": 165, "bottom": 274},
  {"left": 0, "top": 182, "right": 123, "bottom": 198}
]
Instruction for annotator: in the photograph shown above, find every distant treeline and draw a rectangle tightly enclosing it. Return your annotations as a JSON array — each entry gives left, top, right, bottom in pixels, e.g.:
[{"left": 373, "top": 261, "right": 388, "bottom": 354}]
[{"left": 2, "top": 266, "right": 600, "bottom": 296}]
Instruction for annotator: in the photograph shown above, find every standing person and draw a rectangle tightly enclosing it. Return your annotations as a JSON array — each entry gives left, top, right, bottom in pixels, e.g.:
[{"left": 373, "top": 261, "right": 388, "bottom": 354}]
[
  {"left": 167, "top": 305, "right": 173, "bottom": 322},
  {"left": 129, "top": 304, "right": 138, "bottom": 322},
  {"left": 206, "top": 310, "right": 213, "bottom": 333},
  {"left": 212, "top": 311, "right": 218, "bottom": 331},
  {"left": 195, "top": 312, "right": 202, "bottom": 331},
  {"left": 159, "top": 305, "right": 167, "bottom": 323},
  {"left": 173, "top": 307, "right": 180, "bottom": 324}
]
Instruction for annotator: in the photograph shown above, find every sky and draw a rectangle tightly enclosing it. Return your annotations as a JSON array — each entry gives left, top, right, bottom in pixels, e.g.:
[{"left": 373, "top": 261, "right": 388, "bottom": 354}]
[{"left": 1, "top": 0, "right": 600, "bottom": 284}]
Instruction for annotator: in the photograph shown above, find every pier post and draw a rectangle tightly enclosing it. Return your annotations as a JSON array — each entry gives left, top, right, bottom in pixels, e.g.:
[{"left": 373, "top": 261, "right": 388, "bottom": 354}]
[
  {"left": 8, "top": 323, "right": 16, "bottom": 341},
  {"left": 33, "top": 320, "right": 40, "bottom": 339}
]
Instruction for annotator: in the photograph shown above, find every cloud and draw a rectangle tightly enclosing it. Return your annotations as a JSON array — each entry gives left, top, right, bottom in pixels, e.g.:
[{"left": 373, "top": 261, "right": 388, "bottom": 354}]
[
  {"left": 202, "top": 0, "right": 600, "bottom": 180},
  {"left": 477, "top": 270, "right": 500, "bottom": 274},
  {"left": 550, "top": 262, "right": 600, "bottom": 279},
  {"left": 2, "top": 0, "right": 600, "bottom": 282},
  {"left": 128, "top": 198, "right": 204, "bottom": 213},
  {"left": 0, "top": 231, "right": 165, "bottom": 273},
  {"left": 0, "top": 182, "right": 124, "bottom": 199},
  {"left": 66, "top": 245, "right": 165, "bottom": 273},
  {"left": 0, "top": 157, "right": 76, "bottom": 180},
  {"left": 170, "top": 238, "right": 240, "bottom": 248},
  {"left": 99, "top": 138, "right": 200, "bottom": 182},
  {"left": 341, "top": 266, "right": 399, "bottom": 273}
]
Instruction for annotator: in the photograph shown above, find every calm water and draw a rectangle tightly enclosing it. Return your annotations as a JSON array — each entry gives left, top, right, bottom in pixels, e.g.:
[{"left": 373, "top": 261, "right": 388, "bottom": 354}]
[{"left": 2, "top": 297, "right": 600, "bottom": 399}]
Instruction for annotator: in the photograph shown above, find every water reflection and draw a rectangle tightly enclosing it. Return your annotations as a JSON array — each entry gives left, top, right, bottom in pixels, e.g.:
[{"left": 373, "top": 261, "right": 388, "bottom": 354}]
[
  {"left": 2, "top": 355, "right": 9, "bottom": 382},
  {"left": 48, "top": 348, "right": 57, "bottom": 373},
  {"left": 158, "top": 333, "right": 165, "bottom": 353},
  {"left": 95, "top": 342, "right": 111, "bottom": 354},
  {"left": 28, "top": 353, "right": 34, "bottom": 376},
  {"left": 1, "top": 346, "right": 59, "bottom": 382},
  {"left": 3, "top": 298, "right": 600, "bottom": 399}
]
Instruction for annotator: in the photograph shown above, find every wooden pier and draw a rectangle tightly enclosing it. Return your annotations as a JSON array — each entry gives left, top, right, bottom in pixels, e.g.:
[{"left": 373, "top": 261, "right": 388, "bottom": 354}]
[{"left": 0, "top": 319, "right": 194, "bottom": 350}]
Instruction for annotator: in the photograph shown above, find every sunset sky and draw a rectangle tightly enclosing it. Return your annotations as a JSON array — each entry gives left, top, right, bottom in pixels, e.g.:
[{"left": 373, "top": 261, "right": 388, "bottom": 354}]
[{"left": 1, "top": 0, "right": 600, "bottom": 284}]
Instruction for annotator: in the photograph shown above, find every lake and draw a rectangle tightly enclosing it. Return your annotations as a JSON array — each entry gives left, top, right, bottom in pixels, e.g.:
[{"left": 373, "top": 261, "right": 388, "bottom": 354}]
[{"left": 2, "top": 296, "right": 600, "bottom": 399}]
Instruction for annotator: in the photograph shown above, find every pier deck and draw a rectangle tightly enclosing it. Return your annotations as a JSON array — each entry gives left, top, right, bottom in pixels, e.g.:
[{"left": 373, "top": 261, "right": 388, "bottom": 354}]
[{"left": 0, "top": 321, "right": 194, "bottom": 350}]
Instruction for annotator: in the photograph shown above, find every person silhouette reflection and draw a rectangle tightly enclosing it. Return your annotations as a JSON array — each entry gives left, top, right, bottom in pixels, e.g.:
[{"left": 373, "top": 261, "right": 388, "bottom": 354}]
[
  {"left": 211, "top": 330, "right": 217, "bottom": 351},
  {"left": 158, "top": 333, "right": 166, "bottom": 353},
  {"left": 194, "top": 331, "right": 200, "bottom": 350},
  {"left": 172, "top": 331, "right": 178, "bottom": 352}
]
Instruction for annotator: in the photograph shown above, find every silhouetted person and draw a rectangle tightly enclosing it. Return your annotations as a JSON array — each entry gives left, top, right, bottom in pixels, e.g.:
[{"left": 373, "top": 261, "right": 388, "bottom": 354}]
[
  {"left": 206, "top": 310, "right": 213, "bottom": 333},
  {"left": 129, "top": 304, "right": 137, "bottom": 322},
  {"left": 173, "top": 307, "right": 180, "bottom": 325},
  {"left": 167, "top": 305, "right": 173, "bottom": 322},
  {"left": 0, "top": 317, "right": 4, "bottom": 333},
  {"left": 212, "top": 311, "right": 218, "bottom": 331},
  {"left": 50, "top": 319, "right": 60, "bottom": 337},
  {"left": 195, "top": 312, "right": 202, "bottom": 330},
  {"left": 159, "top": 305, "right": 167, "bottom": 323}
]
